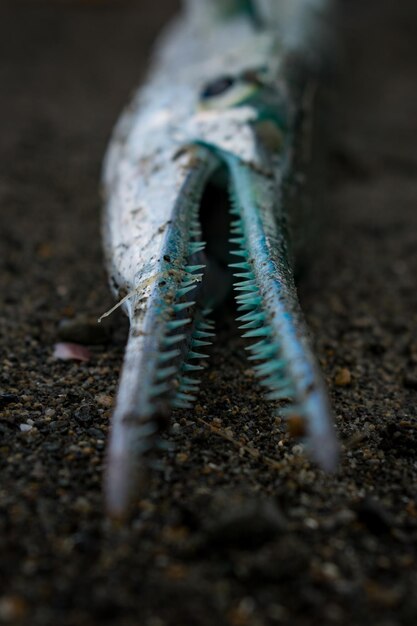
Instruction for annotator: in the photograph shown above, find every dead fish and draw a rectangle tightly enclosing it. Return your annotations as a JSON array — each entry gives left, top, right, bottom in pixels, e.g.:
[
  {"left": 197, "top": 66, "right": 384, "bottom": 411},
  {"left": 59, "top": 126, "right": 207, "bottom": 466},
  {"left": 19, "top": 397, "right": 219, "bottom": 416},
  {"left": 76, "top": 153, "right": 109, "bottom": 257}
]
[{"left": 102, "top": 0, "right": 338, "bottom": 517}]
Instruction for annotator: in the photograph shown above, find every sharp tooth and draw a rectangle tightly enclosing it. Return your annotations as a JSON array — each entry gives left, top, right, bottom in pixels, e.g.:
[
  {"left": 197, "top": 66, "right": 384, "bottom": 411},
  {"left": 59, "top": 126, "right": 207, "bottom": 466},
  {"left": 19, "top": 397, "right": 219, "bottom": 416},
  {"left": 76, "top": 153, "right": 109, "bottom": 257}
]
[
  {"left": 245, "top": 339, "right": 269, "bottom": 352},
  {"left": 234, "top": 279, "right": 257, "bottom": 287},
  {"left": 172, "top": 399, "right": 192, "bottom": 409},
  {"left": 156, "top": 366, "right": 178, "bottom": 381},
  {"left": 234, "top": 284, "right": 259, "bottom": 293},
  {"left": 163, "top": 334, "right": 186, "bottom": 346},
  {"left": 231, "top": 219, "right": 242, "bottom": 227},
  {"left": 180, "top": 384, "right": 198, "bottom": 392},
  {"left": 260, "top": 376, "right": 291, "bottom": 389},
  {"left": 185, "top": 264, "right": 206, "bottom": 273},
  {"left": 236, "top": 292, "right": 259, "bottom": 302},
  {"left": 176, "top": 392, "right": 197, "bottom": 402},
  {"left": 233, "top": 272, "right": 255, "bottom": 279},
  {"left": 266, "top": 388, "right": 294, "bottom": 401},
  {"left": 237, "top": 297, "right": 262, "bottom": 309},
  {"left": 229, "top": 237, "right": 246, "bottom": 245},
  {"left": 247, "top": 346, "right": 278, "bottom": 361},
  {"left": 194, "top": 330, "right": 215, "bottom": 339},
  {"left": 242, "top": 326, "right": 272, "bottom": 338},
  {"left": 180, "top": 376, "right": 201, "bottom": 387},
  {"left": 192, "top": 339, "right": 212, "bottom": 347},
  {"left": 182, "top": 363, "right": 204, "bottom": 372},
  {"left": 249, "top": 342, "right": 278, "bottom": 357},
  {"left": 188, "top": 351, "right": 208, "bottom": 360},
  {"left": 173, "top": 301, "right": 195, "bottom": 313},
  {"left": 198, "top": 321, "right": 214, "bottom": 330},
  {"left": 189, "top": 241, "right": 206, "bottom": 254},
  {"left": 181, "top": 278, "right": 198, "bottom": 287},
  {"left": 159, "top": 349, "right": 181, "bottom": 362},
  {"left": 233, "top": 278, "right": 257, "bottom": 291},
  {"left": 167, "top": 318, "right": 191, "bottom": 330},
  {"left": 254, "top": 360, "right": 285, "bottom": 376},
  {"left": 177, "top": 285, "right": 197, "bottom": 298},
  {"left": 236, "top": 312, "right": 264, "bottom": 323},
  {"left": 231, "top": 250, "right": 249, "bottom": 258},
  {"left": 149, "top": 383, "right": 171, "bottom": 397},
  {"left": 229, "top": 262, "right": 251, "bottom": 270},
  {"left": 239, "top": 320, "right": 263, "bottom": 330}
]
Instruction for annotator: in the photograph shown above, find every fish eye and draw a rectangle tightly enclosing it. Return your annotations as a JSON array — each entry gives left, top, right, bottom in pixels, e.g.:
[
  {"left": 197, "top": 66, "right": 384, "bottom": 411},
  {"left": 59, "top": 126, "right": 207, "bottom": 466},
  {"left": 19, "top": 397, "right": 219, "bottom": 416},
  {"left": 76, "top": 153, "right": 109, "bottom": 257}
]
[
  {"left": 198, "top": 74, "right": 260, "bottom": 111},
  {"left": 200, "top": 76, "right": 236, "bottom": 100}
]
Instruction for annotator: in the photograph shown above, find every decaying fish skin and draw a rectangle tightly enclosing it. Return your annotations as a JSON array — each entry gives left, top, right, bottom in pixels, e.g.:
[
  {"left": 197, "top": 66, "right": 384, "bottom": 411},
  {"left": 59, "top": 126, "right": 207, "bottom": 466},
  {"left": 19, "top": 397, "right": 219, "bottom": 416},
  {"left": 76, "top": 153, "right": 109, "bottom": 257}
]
[{"left": 102, "top": 0, "right": 338, "bottom": 518}]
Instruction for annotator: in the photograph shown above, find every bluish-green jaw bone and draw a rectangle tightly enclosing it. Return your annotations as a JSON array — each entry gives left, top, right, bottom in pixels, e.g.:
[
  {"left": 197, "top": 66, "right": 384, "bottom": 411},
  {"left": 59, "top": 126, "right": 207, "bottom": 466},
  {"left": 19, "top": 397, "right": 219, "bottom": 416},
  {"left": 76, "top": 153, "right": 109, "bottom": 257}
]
[{"left": 224, "top": 151, "right": 338, "bottom": 472}]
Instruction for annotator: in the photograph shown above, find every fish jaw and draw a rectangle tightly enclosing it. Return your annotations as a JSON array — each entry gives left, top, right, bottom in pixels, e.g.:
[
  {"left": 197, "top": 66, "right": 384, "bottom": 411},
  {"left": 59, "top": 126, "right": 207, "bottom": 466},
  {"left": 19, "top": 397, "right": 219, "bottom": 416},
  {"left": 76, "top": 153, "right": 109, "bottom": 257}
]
[
  {"left": 105, "top": 142, "right": 339, "bottom": 519},
  {"left": 224, "top": 152, "right": 339, "bottom": 471},
  {"left": 104, "top": 146, "right": 220, "bottom": 517}
]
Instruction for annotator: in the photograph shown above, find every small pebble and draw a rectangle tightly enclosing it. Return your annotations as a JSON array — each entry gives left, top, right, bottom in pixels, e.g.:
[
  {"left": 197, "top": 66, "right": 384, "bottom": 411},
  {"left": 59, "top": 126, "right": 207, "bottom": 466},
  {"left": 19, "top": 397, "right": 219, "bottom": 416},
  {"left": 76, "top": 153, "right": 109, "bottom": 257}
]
[
  {"left": 0, "top": 595, "right": 27, "bottom": 621},
  {"left": 304, "top": 517, "right": 319, "bottom": 530},
  {"left": 95, "top": 393, "right": 113, "bottom": 408},
  {"left": 335, "top": 367, "right": 352, "bottom": 386},
  {"left": 321, "top": 562, "right": 341, "bottom": 581},
  {"left": 74, "top": 403, "right": 98, "bottom": 425},
  {"left": 53, "top": 342, "right": 91, "bottom": 362},
  {"left": 287, "top": 415, "right": 306, "bottom": 438},
  {"left": 19, "top": 423, "right": 33, "bottom": 433}
]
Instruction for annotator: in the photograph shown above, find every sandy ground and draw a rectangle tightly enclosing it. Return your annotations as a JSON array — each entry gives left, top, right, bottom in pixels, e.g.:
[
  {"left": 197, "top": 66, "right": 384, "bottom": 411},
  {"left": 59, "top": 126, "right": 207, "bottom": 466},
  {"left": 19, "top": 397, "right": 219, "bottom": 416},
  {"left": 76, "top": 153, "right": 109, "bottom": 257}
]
[{"left": 1, "top": 1, "right": 417, "bottom": 625}]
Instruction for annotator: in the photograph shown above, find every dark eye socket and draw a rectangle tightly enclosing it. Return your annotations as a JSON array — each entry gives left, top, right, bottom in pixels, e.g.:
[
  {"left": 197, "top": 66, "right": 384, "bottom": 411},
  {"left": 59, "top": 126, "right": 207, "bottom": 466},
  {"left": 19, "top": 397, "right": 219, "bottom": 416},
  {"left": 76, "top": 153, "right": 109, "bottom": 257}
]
[{"left": 200, "top": 76, "right": 235, "bottom": 100}]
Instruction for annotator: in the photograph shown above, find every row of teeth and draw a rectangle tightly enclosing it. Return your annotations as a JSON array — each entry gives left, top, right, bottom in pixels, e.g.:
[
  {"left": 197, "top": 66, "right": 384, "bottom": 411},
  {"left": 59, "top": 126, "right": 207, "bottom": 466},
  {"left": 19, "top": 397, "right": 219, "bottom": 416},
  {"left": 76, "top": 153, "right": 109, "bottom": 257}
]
[
  {"left": 228, "top": 192, "right": 299, "bottom": 410},
  {"left": 172, "top": 312, "right": 215, "bottom": 409},
  {"left": 146, "top": 186, "right": 303, "bottom": 419},
  {"left": 149, "top": 205, "right": 214, "bottom": 408}
]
